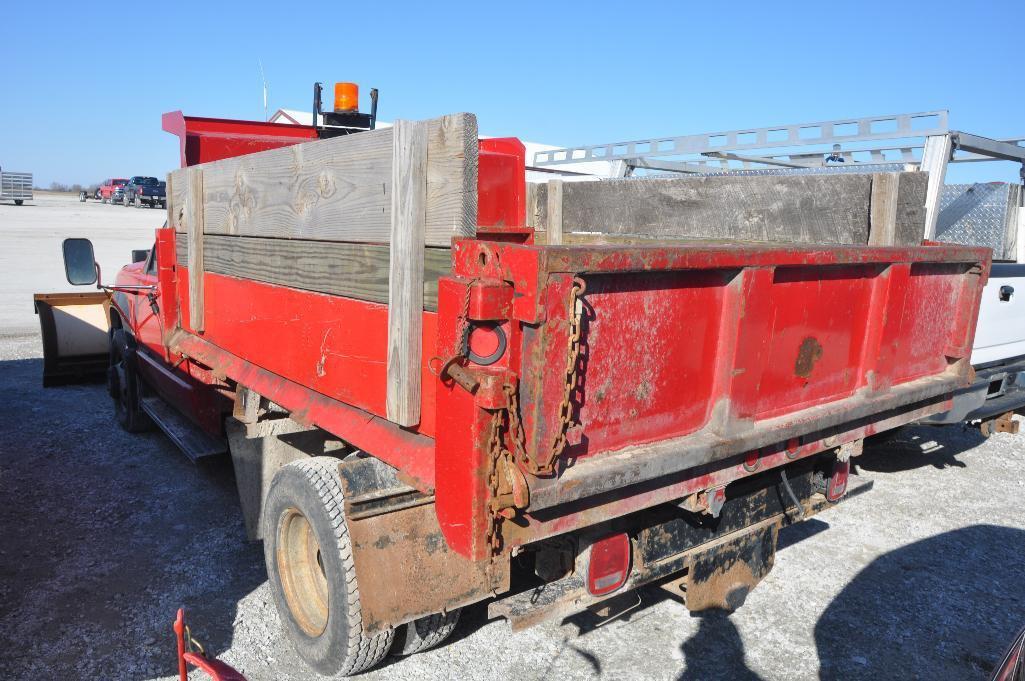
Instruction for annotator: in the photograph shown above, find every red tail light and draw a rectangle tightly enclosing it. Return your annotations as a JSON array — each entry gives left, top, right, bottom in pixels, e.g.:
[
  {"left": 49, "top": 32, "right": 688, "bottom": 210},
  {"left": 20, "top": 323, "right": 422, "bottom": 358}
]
[
  {"left": 587, "top": 533, "right": 631, "bottom": 596},
  {"left": 827, "top": 459, "right": 849, "bottom": 502}
]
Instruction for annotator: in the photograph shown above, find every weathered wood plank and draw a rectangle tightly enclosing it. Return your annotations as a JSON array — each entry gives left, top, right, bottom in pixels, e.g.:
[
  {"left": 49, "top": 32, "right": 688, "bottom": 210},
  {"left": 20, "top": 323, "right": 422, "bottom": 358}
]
[
  {"left": 165, "top": 172, "right": 176, "bottom": 229},
  {"left": 169, "top": 113, "right": 477, "bottom": 247},
  {"left": 386, "top": 120, "right": 428, "bottom": 426},
  {"left": 549, "top": 174, "right": 874, "bottom": 244},
  {"left": 525, "top": 182, "right": 540, "bottom": 228},
  {"left": 869, "top": 173, "right": 899, "bottom": 246},
  {"left": 891, "top": 171, "right": 929, "bottom": 246},
  {"left": 425, "top": 113, "right": 478, "bottom": 245},
  {"left": 186, "top": 168, "right": 205, "bottom": 332},
  {"left": 174, "top": 237, "right": 450, "bottom": 311},
  {"left": 546, "top": 179, "right": 564, "bottom": 245}
]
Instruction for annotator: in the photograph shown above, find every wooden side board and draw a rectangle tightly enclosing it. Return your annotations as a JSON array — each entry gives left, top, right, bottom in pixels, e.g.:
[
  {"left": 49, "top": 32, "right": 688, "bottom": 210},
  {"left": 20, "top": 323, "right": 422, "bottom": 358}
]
[
  {"left": 174, "top": 237, "right": 451, "bottom": 311},
  {"left": 169, "top": 113, "right": 478, "bottom": 247},
  {"left": 530, "top": 172, "right": 928, "bottom": 246}
]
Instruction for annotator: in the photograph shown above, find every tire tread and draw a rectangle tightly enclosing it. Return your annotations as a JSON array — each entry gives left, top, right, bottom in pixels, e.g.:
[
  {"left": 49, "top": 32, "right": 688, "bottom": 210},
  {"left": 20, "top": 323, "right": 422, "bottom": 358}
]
[{"left": 281, "top": 457, "right": 394, "bottom": 675}]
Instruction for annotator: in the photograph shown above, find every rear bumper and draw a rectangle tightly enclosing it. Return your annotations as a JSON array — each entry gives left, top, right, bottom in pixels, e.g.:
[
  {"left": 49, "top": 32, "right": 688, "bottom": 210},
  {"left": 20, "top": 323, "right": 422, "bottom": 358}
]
[
  {"left": 490, "top": 462, "right": 873, "bottom": 631},
  {"left": 921, "top": 357, "right": 1025, "bottom": 424}
]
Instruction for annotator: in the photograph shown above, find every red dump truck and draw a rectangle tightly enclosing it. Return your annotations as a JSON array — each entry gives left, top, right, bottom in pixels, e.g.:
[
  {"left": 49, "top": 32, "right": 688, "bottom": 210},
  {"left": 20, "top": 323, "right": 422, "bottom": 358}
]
[{"left": 59, "top": 94, "right": 990, "bottom": 676}]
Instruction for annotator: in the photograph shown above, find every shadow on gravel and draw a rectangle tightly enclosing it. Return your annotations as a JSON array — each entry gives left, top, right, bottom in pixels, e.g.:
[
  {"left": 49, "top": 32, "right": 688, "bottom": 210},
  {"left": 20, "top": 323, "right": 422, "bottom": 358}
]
[
  {"left": 0, "top": 357, "right": 266, "bottom": 680},
  {"left": 815, "top": 524, "right": 1025, "bottom": 680},
  {"left": 858, "top": 424, "right": 987, "bottom": 473},
  {"left": 678, "top": 610, "right": 761, "bottom": 680}
]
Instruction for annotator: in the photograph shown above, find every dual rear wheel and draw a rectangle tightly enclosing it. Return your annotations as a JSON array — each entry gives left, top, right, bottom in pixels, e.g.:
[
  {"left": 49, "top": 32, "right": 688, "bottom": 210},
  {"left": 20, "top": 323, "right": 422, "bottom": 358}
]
[{"left": 264, "top": 457, "right": 460, "bottom": 676}]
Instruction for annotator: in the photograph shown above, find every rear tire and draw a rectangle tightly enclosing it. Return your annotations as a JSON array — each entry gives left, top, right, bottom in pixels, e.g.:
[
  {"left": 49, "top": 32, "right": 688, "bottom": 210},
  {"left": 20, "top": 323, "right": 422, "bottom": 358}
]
[
  {"left": 108, "top": 329, "right": 151, "bottom": 433},
  {"left": 392, "top": 610, "right": 461, "bottom": 656},
  {"left": 264, "top": 457, "right": 394, "bottom": 676},
  {"left": 14, "top": 199, "right": 23, "bottom": 206}
]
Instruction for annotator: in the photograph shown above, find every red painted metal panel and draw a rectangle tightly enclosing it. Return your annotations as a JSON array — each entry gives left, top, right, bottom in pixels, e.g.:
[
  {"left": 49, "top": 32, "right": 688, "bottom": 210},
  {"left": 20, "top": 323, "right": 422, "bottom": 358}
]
[
  {"left": 747, "top": 264, "right": 880, "bottom": 420},
  {"left": 433, "top": 239, "right": 990, "bottom": 559},
  {"left": 174, "top": 268, "right": 439, "bottom": 437},
  {"left": 478, "top": 138, "right": 525, "bottom": 228},
  {"left": 572, "top": 270, "right": 728, "bottom": 456},
  {"left": 161, "top": 111, "right": 318, "bottom": 168},
  {"left": 172, "top": 332, "right": 436, "bottom": 492}
]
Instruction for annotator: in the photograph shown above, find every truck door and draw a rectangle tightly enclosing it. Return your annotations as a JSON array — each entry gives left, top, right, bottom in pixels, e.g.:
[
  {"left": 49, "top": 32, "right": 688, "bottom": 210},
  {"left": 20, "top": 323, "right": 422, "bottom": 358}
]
[{"left": 121, "top": 245, "right": 164, "bottom": 359}]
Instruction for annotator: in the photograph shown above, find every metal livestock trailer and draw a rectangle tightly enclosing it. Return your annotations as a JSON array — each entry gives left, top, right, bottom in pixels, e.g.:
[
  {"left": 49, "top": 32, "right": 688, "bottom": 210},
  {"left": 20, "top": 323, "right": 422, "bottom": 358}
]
[{"left": 1, "top": 170, "right": 32, "bottom": 205}]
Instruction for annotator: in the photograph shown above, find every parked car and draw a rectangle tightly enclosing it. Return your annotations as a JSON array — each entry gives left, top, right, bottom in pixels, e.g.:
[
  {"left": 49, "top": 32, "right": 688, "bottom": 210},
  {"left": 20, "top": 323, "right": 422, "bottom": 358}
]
[
  {"left": 98, "top": 178, "right": 128, "bottom": 204},
  {"left": 79, "top": 186, "right": 102, "bottom": 202},
  {"left": 122, "top": 176, "right": 165, "bottom": 209}
]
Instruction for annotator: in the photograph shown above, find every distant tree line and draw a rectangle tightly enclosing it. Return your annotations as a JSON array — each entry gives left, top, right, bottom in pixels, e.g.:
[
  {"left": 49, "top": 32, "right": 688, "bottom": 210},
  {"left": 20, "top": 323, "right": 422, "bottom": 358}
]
[{"left": 33, "top": 181, "right": 100, "bottom": 193}]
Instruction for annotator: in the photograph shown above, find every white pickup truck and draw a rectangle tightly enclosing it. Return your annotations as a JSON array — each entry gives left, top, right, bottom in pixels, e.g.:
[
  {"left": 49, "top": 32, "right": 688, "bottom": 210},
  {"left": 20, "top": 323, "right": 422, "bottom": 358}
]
[{"left": 922, "top": 182, "right": 1025, "bottom": 433}]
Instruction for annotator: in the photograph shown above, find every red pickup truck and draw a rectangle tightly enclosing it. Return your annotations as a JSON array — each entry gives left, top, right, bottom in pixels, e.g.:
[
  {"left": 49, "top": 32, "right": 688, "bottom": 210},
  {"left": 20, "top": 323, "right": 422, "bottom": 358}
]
[
  {"left": 97, "top": 177, "right": 128, "bottom": 203},
  {"left": 58, "top": 108, "right": 990, "bottom": 677}
]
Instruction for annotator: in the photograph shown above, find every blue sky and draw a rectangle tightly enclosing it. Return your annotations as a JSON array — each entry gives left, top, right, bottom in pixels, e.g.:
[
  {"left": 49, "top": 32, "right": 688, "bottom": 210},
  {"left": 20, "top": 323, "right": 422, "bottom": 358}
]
[{"left": 1, "top": 0, "right": 1022, "bottom": 186}]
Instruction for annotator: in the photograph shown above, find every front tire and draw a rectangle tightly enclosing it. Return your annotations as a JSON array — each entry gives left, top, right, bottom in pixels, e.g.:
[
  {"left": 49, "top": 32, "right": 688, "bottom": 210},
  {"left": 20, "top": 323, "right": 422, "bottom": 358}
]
[
  {"left": 264, "top": 458, "right": 394, "bottom": 676},
  {"left": 108, "top": 329, "right": 151, "bottom": 433}
]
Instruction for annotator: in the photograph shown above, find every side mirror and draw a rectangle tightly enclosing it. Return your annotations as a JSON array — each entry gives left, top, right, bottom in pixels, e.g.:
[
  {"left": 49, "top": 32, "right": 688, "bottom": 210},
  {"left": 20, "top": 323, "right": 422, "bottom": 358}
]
[
  {"left": 132, "top": 249, "right": 149, "bottom": 264},
  {"left": 62, "top": 238, "right": 98, "bottom": 286}
]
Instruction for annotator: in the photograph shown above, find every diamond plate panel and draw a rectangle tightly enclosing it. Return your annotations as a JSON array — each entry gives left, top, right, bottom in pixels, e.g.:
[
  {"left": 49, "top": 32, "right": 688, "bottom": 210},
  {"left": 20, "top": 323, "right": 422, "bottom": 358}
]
[{"left": 936, "top": 183, "right": 1018, "bottom": 260}]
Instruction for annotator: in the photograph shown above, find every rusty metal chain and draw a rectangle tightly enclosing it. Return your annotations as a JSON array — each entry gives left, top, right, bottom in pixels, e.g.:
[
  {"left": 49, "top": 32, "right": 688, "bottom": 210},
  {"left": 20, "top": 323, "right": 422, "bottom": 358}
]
[
  {"left": 547, "top": 276, "right": 587, "bottom": 470},
  {"left": 457, "top": 277, "right": 477, "bottom": 358},
  {"left": 502, "top": 382, "right": 529, "bottom": 466},
  {"left": 484, "top": 409, "right": 505, "bottom": 553}
]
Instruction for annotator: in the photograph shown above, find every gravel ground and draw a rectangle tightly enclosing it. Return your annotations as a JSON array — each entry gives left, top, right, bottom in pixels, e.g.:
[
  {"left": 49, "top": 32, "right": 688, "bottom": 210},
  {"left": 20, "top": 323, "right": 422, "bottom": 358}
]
[
  {"left": 1, "top": 194, "right": 1024, "bottom": 680},
  {"left": 1, "top": 332, "right": 1023, "bottom": 681}
]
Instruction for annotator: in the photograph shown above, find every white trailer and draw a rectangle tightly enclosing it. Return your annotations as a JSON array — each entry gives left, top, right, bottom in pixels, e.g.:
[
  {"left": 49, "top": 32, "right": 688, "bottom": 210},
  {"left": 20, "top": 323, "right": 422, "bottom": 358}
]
[{"left": 1, "top": 171, "right": 33, "bottom": 205}]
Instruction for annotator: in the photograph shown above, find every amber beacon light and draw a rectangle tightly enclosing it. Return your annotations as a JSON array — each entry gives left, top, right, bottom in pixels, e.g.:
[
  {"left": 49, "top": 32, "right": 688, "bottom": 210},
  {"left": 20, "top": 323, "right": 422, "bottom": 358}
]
[{"left": 333, "top": 82, "right": 359, "bottom": 112}]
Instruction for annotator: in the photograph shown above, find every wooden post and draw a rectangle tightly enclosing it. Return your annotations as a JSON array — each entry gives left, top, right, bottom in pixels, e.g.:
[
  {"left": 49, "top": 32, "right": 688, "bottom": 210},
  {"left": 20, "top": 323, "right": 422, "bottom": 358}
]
[
  {"left": 386, "top": 120, "right": 429, "bottom": 427},
  {"left": 547, "top": 179, "right": 564, "bottom": 245},
  {"left": 525, "top": 182, "right": 538, "bottom": 229},
  {"left": 186, "top": 168, "right": 205, "bottom": 332},
  {"left": 920, "top": 134, "right": 952, "bottom": 240},
  {"left": 868, "top": 173, "right": 900, "bottom": 246},
  {"left": 165, "top": 172, "right": 175, "bottom": 229}
]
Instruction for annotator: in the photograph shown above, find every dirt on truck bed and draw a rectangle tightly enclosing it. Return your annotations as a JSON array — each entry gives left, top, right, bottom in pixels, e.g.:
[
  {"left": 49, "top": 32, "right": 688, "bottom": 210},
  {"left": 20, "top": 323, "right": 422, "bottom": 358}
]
[{"left": 0, "top": 330, "right": 1023, "bottom": 680}]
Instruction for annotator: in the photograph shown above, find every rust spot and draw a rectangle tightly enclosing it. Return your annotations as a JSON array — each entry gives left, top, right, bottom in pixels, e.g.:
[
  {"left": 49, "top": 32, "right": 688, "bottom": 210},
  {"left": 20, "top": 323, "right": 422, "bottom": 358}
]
[{"left": 794, "top": 336, "right": 823, "bottom": 379}]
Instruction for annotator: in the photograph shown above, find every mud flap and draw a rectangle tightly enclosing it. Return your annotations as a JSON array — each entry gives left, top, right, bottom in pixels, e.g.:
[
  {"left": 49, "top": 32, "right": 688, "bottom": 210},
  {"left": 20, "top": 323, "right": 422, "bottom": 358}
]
[{"left": 683, "top": 524, "right": 777, "bottom": 612}]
